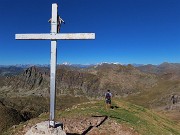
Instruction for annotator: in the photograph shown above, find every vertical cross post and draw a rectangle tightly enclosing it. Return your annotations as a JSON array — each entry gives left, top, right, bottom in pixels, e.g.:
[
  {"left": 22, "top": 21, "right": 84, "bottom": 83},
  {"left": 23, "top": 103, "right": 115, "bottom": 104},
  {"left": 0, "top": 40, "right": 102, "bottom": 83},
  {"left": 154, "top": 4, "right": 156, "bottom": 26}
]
[{"left": 49, "top": 3, "right": 58, "bottom": 128}]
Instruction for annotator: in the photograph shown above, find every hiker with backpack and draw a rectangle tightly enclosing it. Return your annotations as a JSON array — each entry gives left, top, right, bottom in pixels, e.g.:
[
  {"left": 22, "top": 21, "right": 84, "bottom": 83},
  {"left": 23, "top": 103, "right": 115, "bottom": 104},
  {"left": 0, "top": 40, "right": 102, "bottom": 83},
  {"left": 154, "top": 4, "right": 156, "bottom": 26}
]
[{"left": 105, "top": 90, "right": 112, "bottom": 109}]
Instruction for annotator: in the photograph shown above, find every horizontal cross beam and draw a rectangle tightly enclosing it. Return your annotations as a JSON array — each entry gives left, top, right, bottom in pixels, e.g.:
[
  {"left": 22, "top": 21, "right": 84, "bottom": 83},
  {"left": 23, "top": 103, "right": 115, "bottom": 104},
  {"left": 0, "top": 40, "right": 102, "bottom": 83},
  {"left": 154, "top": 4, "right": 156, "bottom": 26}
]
[{"left": 15, "top": 33, "right": 95, "bottom": 40}]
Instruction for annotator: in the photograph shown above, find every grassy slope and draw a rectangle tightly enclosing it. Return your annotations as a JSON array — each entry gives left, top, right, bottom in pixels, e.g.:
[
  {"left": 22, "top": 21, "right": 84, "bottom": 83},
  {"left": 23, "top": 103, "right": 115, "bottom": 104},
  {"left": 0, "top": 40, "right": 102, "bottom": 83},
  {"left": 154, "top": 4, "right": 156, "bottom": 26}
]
[
  {"left": 125, "top": 80, "right": 180, "bottom": 108},
  {"left": 4, "top": 99, "right": 180, "bottom": 135}
]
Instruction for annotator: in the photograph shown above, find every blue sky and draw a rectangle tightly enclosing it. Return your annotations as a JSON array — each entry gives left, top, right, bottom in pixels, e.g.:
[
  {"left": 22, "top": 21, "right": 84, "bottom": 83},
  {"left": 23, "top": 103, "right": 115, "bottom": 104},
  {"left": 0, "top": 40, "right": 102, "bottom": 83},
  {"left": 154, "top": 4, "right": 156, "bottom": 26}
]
[{"left": 0, "top": 0, "right": 180, "bottom": 65}]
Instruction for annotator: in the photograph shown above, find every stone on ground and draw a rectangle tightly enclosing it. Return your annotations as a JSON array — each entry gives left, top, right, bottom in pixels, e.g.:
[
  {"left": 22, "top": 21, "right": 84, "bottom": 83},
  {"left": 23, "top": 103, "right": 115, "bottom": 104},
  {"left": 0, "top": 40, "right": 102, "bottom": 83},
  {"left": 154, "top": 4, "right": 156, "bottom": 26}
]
[{"left": 25, "top": 121, "right": 66, "bottom": 135}]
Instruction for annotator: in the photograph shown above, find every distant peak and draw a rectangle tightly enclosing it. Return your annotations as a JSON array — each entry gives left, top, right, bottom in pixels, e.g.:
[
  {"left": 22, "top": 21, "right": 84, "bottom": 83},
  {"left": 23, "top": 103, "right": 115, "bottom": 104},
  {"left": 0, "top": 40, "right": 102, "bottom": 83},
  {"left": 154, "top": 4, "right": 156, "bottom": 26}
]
[{"left": 62, "top": 62, "right": 71, "bottom": 65}]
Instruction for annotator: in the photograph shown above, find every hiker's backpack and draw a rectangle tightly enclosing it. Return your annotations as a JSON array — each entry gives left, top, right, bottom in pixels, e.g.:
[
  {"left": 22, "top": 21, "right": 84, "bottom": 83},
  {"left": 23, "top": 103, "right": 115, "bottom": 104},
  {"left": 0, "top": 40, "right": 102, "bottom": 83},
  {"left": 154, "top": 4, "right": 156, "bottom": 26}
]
[{"left": 106, "top": 92, "right": 111, "bottom": 100}]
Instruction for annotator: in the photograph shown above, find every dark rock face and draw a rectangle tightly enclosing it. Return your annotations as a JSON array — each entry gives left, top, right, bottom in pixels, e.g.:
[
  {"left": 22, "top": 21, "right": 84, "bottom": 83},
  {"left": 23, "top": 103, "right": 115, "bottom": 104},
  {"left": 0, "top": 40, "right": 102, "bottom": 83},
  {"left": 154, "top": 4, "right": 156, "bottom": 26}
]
[
  {"left": 56, "top": 68, "right": 100, "bottom": 96},
  {"left": 4, "top": 66, "right": 49, "bottom": 92},
  {"left": 22, "top": 67, "right": 44, "bottom": 89}
]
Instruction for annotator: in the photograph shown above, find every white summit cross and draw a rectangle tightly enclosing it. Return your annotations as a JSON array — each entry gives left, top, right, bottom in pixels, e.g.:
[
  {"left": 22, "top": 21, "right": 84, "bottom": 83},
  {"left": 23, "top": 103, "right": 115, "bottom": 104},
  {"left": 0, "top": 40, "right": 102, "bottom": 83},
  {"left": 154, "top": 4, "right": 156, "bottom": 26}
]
[{"left": 15, "top": 3, "right": 95, "bottom": 128}]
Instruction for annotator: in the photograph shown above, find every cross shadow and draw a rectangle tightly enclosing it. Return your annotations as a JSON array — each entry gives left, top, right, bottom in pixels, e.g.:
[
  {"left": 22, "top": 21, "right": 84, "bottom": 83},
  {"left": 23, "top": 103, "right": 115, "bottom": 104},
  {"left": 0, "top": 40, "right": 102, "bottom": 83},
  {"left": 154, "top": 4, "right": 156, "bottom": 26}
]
[
  {"left": 66, "top": 115, "right": 108, "bottom": 135},
  {"left": 55, "top": 122, "right": 63, "bottom": 129},
  {"left": 95, "top": 116, "right": 108, "bottom": 128},
  {"left": 110, "top": 105, "right": 119, "bottom": 109},
  {"left": 81, "top": 115, "right": 108, "bottom": 135},
  {"left": 81, "top": 126, "right": 94, "bottom": 135},
  {"left": 109, "top": 115, "right": 126, "bottom": 122}
]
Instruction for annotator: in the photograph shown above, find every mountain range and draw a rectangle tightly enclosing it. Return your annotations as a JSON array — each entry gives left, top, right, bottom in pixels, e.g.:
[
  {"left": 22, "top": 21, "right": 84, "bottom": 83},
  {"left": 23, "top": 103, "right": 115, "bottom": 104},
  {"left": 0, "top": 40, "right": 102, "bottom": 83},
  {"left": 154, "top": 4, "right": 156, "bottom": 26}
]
[{"left": 0, "top": 62, "right": 179, "bottom": 134}]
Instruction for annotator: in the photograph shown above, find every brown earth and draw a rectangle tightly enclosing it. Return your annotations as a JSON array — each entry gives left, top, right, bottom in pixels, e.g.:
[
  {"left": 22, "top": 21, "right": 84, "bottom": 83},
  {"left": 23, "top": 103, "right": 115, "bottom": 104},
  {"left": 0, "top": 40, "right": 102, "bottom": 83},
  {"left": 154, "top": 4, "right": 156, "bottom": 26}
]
[
  {"left": 12, "top": 116, "right": 139, "bottom": 135},
  {"left": 62, "top": 116, "right": 139, "bottom": 135}
]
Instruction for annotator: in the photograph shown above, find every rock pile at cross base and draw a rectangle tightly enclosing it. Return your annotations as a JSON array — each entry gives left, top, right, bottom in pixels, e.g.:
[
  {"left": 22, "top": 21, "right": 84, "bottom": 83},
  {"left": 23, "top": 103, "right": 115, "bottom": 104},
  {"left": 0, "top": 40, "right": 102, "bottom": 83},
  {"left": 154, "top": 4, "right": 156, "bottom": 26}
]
[{"left": 25, "top": 121, "right": 66, "bottom": 135}]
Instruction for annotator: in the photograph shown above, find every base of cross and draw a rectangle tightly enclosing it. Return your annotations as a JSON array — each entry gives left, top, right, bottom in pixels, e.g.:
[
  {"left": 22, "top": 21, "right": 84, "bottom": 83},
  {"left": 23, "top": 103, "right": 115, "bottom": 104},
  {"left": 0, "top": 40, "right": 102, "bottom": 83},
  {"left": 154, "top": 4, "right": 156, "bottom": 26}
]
[
  {"left": 49, "top": 121, "right": 63, "bottom": 129},
  {"left": 49, "top": 120, "right": 55, "bottom": 128},
  {"left": 25, "top": 121, "right": 65, "bottom": 135}
]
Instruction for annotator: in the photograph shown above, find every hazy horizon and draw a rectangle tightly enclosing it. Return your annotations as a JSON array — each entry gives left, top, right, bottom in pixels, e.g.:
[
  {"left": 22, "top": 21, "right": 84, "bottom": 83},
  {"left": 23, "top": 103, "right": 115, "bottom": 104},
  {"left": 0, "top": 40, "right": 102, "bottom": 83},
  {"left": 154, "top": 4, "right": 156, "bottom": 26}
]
[{"left": 1, "top": 61, "right": 179, "bottom": 67}]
